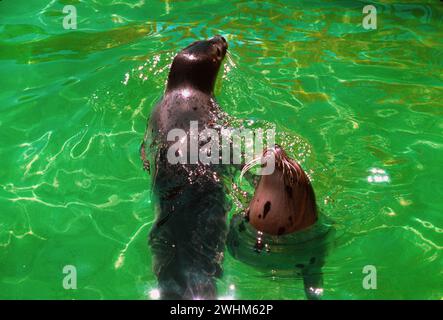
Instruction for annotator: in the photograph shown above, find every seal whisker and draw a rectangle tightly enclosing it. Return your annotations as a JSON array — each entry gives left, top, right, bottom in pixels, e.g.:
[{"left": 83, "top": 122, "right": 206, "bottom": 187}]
[
  {"left": 225, "top": 51, "right": 236, "bottom": 67},
  {"left": 239, "top": 156, "right": 262, "bottom": 182}
]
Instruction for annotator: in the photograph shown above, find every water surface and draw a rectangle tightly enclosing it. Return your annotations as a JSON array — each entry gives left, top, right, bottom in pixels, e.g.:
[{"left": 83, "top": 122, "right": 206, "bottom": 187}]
[{"left": 0, "top": 0, "right": 442, "bottom": 299}]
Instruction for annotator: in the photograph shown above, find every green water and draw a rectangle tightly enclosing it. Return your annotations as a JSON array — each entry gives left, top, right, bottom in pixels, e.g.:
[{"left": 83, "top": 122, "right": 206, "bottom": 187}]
[{"left": 0, "top": 0, "right": 442, "bottom": 300}]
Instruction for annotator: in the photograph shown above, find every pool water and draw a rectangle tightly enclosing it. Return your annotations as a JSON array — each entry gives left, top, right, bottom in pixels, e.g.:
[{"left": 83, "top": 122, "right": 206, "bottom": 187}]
[{"left": 0, "top": 0, "right": 442, "bottom": 299}]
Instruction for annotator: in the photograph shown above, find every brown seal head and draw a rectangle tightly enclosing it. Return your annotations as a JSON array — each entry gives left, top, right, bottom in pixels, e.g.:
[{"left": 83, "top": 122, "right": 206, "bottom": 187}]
[{"left": 242, "top": 145, "right": 318, "bottom": 236}]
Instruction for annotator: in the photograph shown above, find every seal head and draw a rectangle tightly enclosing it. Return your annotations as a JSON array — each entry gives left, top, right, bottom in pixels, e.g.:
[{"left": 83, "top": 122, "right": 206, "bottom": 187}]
[
  {"left": 244, "top": 145, "right": 318, "bottom": 236},
  {"left": 229, "top": 145, "right": 327, "bottom": 300},
  {"left": 167, "top": 35, "right": 228, "bottom": 94}
]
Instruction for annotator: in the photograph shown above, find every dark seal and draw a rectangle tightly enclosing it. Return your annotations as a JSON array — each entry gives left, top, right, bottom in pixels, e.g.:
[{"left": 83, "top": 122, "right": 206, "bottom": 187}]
[{"left": 141, "top": 35, "right": 229, "bottom": 300}]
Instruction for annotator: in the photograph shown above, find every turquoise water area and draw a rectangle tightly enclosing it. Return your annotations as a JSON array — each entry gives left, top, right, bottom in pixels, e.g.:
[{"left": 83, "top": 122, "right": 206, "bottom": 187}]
[{"left": 0, "top": 0, "right": 442, "bottom": 299}]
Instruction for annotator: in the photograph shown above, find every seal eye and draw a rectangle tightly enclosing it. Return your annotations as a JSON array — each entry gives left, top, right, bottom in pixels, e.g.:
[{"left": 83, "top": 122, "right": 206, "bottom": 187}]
[{"left": 216, "top": 47, "right": 222, "bottom": 58}]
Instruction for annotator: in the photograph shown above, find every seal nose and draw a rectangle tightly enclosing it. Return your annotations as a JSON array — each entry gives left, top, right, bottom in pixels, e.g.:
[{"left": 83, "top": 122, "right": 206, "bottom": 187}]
[
  {"left": 212, "top": 35, "right": 228, "bottom": 49},
  {"left": 273, "top": 144, "right": 283, "bottom": 154},
  {"left": 264, "top": 144, "right": 282, "bottom": 157}
]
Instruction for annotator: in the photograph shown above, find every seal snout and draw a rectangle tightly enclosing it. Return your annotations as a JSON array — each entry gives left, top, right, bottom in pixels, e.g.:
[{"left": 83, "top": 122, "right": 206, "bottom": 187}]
[
  {"left": 212, "top": 35, "right": 228, "bottom": 47},
  {"left": 263, "top": 144, "right": 286, "bottom": 166},
  {"left": 211, "top": 35, "right": 228, "bottom": 58}
]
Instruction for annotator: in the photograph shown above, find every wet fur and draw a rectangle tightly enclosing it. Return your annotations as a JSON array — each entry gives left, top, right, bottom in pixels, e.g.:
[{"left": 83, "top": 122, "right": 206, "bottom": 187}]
[{"left": 143, "top": 36, "right": 229, "bottom": 299}]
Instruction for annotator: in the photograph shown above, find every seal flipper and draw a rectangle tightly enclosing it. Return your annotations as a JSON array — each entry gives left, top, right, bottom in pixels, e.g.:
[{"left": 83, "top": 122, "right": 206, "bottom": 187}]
[
  {"left": 155, "top": 251, "right": 218, "bottom": 300},
  {"left": 302, "top": 267, "right": 324, "bottom": 300},
  {"left": 301, "top": 253, "right": 325, "bottom": 300}
]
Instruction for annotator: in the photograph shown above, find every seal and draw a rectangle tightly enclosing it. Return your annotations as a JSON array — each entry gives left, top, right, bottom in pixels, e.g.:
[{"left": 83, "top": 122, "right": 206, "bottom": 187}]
[
  {"left": 228, "top": 145, "right": 334, "bottom": 300},
  {"left": 244, "top": 145, "right": 318, "bottom": 235},
  {"left": 141, "top": 35, "right": 229, "bottom": 300}
]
